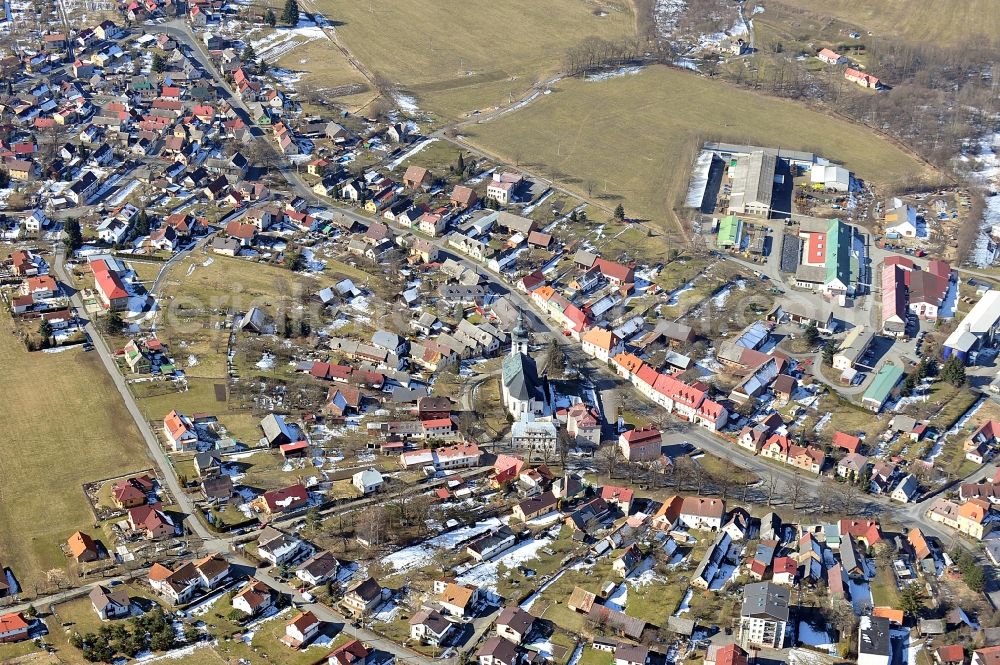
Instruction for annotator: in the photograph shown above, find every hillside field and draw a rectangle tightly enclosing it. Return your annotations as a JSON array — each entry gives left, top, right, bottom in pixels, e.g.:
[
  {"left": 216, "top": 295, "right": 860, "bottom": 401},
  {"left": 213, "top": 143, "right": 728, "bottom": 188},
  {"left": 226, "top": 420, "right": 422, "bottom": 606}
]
[
  {"left": 463, "top": 65, "right": 933, "bottom": 230},
  {"left": 766, "top": 0, "right": 1000, "bottom": 48},
  {"left": 311, "top": 0, "right": 634, "bottom": 120},
  {"left": 0, "top": 312, "right": 148, "bottom": 595}
]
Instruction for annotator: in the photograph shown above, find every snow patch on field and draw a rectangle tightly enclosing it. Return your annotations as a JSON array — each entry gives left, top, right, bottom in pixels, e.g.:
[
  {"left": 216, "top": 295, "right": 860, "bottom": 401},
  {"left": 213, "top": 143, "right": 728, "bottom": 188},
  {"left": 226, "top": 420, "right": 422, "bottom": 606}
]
[
  {"left": 585, "top": 65, "right": 645, "bottom": 82},
  {"left": 384, "top": 518, "right": 503, "bottom": 572},
  {"left": 456, "top": 537, "right": 553, "bottom": 591},
  {"left": 389, "top": 138, "right": 437, "bottom": 170}
]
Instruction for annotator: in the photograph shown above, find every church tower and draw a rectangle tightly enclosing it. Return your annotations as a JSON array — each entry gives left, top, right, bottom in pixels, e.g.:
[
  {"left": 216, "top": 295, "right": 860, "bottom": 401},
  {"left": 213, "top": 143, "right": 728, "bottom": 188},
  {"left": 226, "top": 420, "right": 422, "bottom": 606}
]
[{"left": 511, "top": 309, "right": 530, "bottom": 356}]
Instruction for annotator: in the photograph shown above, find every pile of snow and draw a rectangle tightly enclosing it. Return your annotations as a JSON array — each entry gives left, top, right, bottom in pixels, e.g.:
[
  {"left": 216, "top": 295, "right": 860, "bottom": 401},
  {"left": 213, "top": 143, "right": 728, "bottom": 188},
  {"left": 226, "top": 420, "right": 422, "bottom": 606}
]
[{"left": 256, "top": 353, "right": 276, "bottom": 370}]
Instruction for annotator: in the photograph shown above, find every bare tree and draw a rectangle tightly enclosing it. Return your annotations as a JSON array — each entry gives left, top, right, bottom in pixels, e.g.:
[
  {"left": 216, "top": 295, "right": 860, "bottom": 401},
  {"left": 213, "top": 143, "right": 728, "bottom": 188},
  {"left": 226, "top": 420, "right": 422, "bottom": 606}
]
[
  {"left": 788, "top": 473, "right": 805, "bottom": 510},
  {"left": 600, "top": 443, "right": 622, "bottom": 481},
  {"left": 357, "top": 505, "right": 389, "bottom": 550},
  {"left": 765, "top": 471, "right": 779, "bottom": 507}
]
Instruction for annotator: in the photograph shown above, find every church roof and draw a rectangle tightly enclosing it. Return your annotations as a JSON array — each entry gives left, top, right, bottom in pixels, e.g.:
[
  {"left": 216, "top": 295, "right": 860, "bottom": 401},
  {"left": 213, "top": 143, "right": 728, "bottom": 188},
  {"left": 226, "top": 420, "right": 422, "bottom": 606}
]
[{"left": 502, "top": 352, "right": 543, "bottom": 402}]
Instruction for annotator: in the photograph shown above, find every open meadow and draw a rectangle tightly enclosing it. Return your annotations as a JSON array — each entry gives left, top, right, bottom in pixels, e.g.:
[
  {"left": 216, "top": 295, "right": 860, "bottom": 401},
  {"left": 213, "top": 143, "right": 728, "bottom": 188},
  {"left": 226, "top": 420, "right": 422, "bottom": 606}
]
[
  {"left": 0, "top": 312, "right": 148, "bottom": 596},
  {"left": 463, "top": 65, "right": 934, "bottom": 231},
  {"left": 311, "top": 0, "right": 634, "bottom": 119},
  {"left": 766, "top": 0, "right": 1000, "bottom": 48}
]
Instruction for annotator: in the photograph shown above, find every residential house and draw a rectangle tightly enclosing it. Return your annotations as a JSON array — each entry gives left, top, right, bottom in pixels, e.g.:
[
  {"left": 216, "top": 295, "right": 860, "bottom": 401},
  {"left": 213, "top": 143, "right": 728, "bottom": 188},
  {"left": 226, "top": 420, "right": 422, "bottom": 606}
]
[
  {"left": 891, "top": 474, "right": 919, "bottom": 503},
  {"left": 327, "top": 639, "right": 370, "bottom": 665},
  {"left": 89, "top": 585, "right": 131, "bottom": 620},
  {"left": 68, "top": 531, "right": 101, "bottom": 562},
  {"left": 127, "top": 504, "right": 176, "bottom": 539},
  {"left": 343, "top": 577, "right": 386, "bottom": 617},
  {"left": 859, "top": 616, "right": 892, "bottom": 665},
  {"left": 254, "top": 483, "right": 309, "bottom": 517},
  {"left": 680, "top": 497, "right": 727, "bottom": 531},
  {"left": 233, "top": 579, "right": 277, "bottom": 617},
  {"left": 352, "top": 469, "right": 384, "bottom": 495},
  {"left": 257, "top": 527, "right": 306, "bottom": 565},
  {"left": 0, "top": 613, "right": 29, "bottom": 643},
  {"left": 496, "top": 605, "right": 535, "bottom": 644},
  {"left": 477, "top": 635, "right": 518, "bottom": 665},
  {"left": 619, "top": 427, "right": 662, "bottom": 463},
  {"left": 410, "top": 608, "right": 453, "bottom": 646},
  {"left": 296, "top": 551, "right": 340, "bottom": 587},
  {"left": 467, "top": 527, "right": 516, "bottom": 562},
  {"left": 283, "top": 611, "right": 322, "bottom": 649}
]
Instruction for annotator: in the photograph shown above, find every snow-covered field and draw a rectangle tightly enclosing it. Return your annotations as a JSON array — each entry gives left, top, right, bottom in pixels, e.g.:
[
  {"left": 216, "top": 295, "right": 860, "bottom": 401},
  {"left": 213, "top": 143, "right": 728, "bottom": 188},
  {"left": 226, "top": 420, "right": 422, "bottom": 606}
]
[{"left": 244, "top": 18, "right": 326, "bottom": 61}]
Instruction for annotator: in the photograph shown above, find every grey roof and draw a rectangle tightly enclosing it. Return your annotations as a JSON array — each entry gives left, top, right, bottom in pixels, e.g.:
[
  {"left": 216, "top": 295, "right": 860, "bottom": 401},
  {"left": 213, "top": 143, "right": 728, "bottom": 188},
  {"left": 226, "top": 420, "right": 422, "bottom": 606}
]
[
  {"left": 753, "top": 540, "right": 777, "bottom": 564},
  {"left": 258, "top": 526, "right": 299, "bottom": 553},
  {"left": 654, "top": 320, "right": 694, "bottom": 342},
  {"left": 667, "top": 616, "right": 696, "bottom": 635},
  {"left": 195, "top": 450, "right": 222, "bottom": 471},
  {"left": 261, "top": 413, "right": 294, "bottom": 445},
  {"left": 348, "top": 576, "right": 384, "bottom": 602},
  {"left": 372, "top": 330, "right": 403, "bottom": 350},
  {"left": 894, "top": 474, "right": 919, "bottom": 499},
  {"left": 468, "top": 526, "right": 515, "bottom": 555},
  {"left": 239, "top": 307, "right": 266, "bottom": 332},
  {"left": 211, "top": 236, "right": 241, "bottom": 252},
  {"left": 729, "top": 151, "right": 776, "bottom": 214},
  {"left": 759, "top": 512, "right": 782, "bottom": 541},
  {"left": 859, "top": 616, "right": 891, "bottom": 656},
  {"left": 840, "top": 536, "right": 861, "bottom": 574},
  {"left": 501, "top": 352, "right": 543, "bottom": 402},
  {"left": 573, "top": 249, "right": 598, "bottom": 268},
  {"left": 740, "top": 582, "right": 789, "bottom": 621},
  {"left": 201, "top": 475, "right": 234, "bottom": 499},
  {"left": 614, "top": 643, "right": 649, "bottom": 664}
]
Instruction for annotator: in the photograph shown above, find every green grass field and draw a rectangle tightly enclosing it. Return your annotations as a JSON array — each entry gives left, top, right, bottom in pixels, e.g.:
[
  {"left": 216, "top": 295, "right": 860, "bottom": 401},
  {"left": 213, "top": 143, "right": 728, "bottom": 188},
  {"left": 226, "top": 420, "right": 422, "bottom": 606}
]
[
  {"left": 312, "top": 0, "right": 634, "bottom": 119},
  {"left": 0, "top": 313, "right": 149, "bottom": 597},
  {"left": 464, "top": 65, "right": 934, "bottom": 232},
  {"left": 767, "top": 0, "right": 1000, "bottom": 48}
]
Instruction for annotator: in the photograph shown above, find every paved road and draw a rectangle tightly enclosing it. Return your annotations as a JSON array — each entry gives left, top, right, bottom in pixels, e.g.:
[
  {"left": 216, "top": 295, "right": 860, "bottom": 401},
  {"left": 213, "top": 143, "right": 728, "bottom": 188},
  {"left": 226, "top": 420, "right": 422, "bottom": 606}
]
[{"left": 52, "top": 247, "right": 221, "bottom": 547}]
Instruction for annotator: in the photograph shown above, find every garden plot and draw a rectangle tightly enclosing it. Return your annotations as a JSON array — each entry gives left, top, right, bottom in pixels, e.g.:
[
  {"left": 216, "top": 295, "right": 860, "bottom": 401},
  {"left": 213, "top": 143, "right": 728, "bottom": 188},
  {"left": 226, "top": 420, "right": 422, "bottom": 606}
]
[
  {"left": 383, "top": 517, "right": 504, "bottom": 572},
  {"left": 797, "top": 621, "right": 836, "bottom": 654},
  {"left": 603, "top": 556, "right": 659, "bottom": 613},
  {"left": 456, "top": 537, "right": 554, "bottom": 591}
]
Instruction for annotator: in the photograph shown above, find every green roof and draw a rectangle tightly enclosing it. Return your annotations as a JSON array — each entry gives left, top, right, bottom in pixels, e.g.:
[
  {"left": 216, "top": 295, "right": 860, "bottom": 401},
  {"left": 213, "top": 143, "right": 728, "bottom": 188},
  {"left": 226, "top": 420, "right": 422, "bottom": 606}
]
[
  {"left": 863, "top": 363, "right": 904, "bottom": 406},
  {"left": 825, "top": 219, "right": 852, "bottom": 286},
  {"left": 717, "top": 215, "right": 742, "bottom": 248}
]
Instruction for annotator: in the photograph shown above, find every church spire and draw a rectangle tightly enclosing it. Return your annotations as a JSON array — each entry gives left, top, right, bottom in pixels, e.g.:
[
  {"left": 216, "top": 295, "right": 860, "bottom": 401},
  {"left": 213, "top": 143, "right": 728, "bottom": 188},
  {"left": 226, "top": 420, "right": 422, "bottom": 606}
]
[{"left": 511, "top": 308, "right": 530, "bottom": 356}]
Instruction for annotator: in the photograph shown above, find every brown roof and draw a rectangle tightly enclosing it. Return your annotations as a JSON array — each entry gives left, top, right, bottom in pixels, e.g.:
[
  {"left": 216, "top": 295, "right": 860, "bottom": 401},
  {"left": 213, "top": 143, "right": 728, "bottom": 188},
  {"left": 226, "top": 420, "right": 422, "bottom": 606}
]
[
  {"left": 907, "top": 527, "right": 931, "bottom": 560},
  {"left": 403, "top": 165, "right": 429, "bottom": 185},
  {"left": 195, "top": 554, "right": 229, "bottom": 580},
  {"left": 567, "top": 586, "right": 596, "bottom": 612},
  {"left": 148, "top": 562, "right": 173, "bottom": 581},
  {"left": 680, "top": 496, "right": 726, "bottom": 519},
  {"left": 439, "top": 582, "right": 475, "bottom": 609}
]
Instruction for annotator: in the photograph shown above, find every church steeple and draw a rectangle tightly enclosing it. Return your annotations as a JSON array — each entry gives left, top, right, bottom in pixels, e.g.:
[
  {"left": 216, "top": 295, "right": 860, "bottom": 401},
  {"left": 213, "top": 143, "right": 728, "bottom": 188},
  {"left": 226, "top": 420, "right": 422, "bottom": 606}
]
[{"left": 511, "top": 308, "right": 530, "bottom": 356}]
